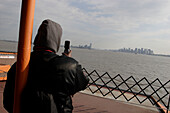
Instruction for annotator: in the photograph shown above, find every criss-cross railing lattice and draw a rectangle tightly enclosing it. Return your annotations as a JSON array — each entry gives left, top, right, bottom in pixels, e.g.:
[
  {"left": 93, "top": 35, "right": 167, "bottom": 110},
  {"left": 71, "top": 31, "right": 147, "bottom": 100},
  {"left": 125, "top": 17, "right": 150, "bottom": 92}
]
[{"left": 82, "top": 68, "right": 170, "bottom": 113}]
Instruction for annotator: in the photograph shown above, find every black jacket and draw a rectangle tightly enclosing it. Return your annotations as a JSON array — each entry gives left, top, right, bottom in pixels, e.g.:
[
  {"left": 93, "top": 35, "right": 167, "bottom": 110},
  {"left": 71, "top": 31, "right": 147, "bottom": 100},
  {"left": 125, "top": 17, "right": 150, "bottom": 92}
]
[
  {"left": 3, "top": 19, "right": 89, "bottom": 113},
  {"left": 4, "top": 51, "right": 89, "bottom": 113}
]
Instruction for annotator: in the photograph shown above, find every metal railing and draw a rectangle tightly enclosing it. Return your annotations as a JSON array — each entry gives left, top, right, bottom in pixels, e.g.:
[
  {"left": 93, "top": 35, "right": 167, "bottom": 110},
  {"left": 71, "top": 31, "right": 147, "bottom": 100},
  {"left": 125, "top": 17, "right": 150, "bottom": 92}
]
[{"left": 83, "top": 68, "right": 170, "bottom": 113}]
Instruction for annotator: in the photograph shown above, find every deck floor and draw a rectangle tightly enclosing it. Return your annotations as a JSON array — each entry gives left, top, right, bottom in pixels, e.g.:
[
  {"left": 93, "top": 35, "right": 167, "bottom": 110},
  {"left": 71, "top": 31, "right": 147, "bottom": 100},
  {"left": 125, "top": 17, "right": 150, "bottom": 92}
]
[
  {"left": 0, "top": 82, "right": 7, "bottom": 113},
  {"left": 73, "top": 92, "right": 158, "bottom": 113}
]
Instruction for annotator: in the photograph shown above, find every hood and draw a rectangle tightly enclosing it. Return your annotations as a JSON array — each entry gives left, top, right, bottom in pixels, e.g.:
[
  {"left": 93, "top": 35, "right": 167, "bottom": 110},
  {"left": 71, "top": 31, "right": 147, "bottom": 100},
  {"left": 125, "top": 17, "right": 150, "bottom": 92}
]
[{"left": 33, "top": 19, "right": 62, "bottom": 53}]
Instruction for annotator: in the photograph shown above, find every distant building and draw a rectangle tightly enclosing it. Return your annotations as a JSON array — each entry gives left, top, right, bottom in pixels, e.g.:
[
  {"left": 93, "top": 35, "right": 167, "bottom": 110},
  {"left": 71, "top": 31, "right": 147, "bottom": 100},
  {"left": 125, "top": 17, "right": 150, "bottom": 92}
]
[
  {"left": 118, "top": 47, "right": 154, "bottom": 55},
  {"left": 74, "top": 43, "right": 92, "bottom": 49},
  {"left": 89, "top": 43, "right": 92, "bottom": 49}
]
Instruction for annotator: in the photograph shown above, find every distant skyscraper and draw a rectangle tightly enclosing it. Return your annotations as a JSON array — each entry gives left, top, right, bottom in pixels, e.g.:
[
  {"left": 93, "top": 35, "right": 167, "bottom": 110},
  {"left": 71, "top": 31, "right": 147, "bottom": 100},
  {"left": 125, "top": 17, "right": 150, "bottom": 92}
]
[{"left": 89, "top": 43, "right": 92, "bottom": 49}]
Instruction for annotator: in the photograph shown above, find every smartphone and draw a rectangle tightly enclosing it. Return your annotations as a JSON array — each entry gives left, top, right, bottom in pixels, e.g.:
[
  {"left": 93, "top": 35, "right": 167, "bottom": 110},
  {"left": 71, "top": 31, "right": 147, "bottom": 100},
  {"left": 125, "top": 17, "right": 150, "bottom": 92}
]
[{"left": 64, "top": 40, "right": 70, "bottom": 54}]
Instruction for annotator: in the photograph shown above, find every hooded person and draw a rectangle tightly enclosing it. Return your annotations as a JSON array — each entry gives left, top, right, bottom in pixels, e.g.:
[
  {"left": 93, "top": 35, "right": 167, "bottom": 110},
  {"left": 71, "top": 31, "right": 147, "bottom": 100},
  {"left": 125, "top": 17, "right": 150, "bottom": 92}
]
[{"left": 3, "top": 19, "right": 89, "bottom": 113}]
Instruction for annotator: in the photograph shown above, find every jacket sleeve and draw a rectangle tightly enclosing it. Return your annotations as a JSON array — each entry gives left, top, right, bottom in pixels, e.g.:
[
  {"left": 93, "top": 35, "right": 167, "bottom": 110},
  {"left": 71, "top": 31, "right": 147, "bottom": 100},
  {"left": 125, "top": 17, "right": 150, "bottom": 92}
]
[
  {"left": 3, "top": 62, "right": 16, "bottom": 113},
  {"left": 75, "top": 64, "right": 89, "bottom": 93}
]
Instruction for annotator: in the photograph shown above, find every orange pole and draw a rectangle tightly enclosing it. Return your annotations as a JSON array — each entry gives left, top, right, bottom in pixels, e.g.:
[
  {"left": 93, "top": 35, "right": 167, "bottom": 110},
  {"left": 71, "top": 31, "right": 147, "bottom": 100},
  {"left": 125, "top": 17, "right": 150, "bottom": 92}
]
[{"left": 13, "top": 0, "right": 35, "bottom": 113}]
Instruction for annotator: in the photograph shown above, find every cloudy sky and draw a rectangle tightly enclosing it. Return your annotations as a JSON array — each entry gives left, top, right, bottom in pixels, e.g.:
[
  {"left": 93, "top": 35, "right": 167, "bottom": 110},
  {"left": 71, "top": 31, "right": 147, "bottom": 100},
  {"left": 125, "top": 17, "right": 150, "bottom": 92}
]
[{"left": 0, "top": 0, "right": 170, "bottom": 54}]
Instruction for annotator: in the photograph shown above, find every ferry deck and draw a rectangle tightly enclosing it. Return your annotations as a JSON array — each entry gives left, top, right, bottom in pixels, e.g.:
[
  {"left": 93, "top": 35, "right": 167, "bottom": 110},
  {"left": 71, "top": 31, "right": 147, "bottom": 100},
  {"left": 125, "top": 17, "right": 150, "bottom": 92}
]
[{"left": 0, "top": 56, "right": 161, "bottom": 113}]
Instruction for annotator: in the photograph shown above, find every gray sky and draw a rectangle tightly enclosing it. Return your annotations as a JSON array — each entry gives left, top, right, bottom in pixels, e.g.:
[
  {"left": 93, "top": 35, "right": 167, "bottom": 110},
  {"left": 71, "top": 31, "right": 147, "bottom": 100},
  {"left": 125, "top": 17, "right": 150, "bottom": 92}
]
[{"left": 0, "top": 0, "right": 170, "bottom": 54}]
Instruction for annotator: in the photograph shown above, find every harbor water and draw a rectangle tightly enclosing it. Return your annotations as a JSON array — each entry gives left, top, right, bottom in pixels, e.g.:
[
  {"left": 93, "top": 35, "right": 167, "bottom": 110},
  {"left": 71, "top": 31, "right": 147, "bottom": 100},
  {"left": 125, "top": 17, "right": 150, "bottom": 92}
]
[{"left": 70, "top": 48, "right": 170, "bottom": 84}]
